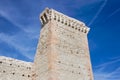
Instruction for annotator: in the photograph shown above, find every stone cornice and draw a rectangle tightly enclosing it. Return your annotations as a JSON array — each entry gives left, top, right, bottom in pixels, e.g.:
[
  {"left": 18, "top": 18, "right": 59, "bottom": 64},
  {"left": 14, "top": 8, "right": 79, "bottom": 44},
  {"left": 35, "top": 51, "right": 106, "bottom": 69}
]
[{"left": 40, "top": 8, "right": 90, "bottom": 34}]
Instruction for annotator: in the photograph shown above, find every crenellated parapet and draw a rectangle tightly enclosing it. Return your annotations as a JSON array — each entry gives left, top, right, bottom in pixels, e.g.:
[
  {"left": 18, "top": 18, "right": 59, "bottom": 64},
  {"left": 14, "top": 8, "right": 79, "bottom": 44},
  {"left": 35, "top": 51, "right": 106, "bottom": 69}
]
[{"left": 40, "top": 8, "right": 90, "bottom": 34}]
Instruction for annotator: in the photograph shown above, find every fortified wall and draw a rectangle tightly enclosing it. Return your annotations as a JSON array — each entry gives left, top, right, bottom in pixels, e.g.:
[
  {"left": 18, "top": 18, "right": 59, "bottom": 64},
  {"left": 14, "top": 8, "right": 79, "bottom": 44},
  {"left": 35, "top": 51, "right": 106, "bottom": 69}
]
[
  {"left": 0, "top": 56, "right": 34, "bottom": 80},
  {"left": 0, "top": 8, "right": 93, "bottom": 80}
]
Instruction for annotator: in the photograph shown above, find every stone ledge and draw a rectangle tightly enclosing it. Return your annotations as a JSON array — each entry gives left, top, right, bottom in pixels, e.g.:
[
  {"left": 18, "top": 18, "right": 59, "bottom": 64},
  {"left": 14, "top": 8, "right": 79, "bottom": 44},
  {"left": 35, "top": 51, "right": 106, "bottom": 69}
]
[
  {"left": 40, "top": 8, "right": 90, "bottom": 34},
  {"left": 0, "top": 56, "right": 33, "bottom": 67}
]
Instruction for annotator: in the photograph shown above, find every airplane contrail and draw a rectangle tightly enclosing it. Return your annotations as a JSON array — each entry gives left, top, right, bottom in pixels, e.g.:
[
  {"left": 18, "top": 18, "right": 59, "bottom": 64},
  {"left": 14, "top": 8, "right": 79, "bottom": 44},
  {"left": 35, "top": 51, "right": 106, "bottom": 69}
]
[
  {"left": 108, "top": 8, "right": 120, "bottom": 19},
  {"left": 88, "top": 0, "right": 108, "bottom": 26}
]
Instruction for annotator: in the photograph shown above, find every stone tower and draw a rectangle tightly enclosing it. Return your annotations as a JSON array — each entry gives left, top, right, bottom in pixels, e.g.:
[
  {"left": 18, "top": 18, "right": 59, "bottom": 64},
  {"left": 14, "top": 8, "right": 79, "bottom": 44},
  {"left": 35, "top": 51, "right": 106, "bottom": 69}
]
[{"left": 34, "top": 8, "right": 93, "bottom": 80}]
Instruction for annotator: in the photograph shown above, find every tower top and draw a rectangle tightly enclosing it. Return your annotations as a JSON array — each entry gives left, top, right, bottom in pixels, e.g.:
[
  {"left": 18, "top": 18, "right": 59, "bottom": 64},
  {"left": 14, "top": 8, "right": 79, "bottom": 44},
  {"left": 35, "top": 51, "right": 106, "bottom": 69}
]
[{"left": 40, "top": 8, "right": 90, "bottom": 34}]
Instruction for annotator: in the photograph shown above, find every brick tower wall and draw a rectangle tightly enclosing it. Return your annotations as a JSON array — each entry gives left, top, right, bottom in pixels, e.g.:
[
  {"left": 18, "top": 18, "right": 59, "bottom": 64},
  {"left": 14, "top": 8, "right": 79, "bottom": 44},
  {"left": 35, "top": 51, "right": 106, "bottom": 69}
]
[{"left": 34, "top": 8, "right": 93, "bottom": 80}]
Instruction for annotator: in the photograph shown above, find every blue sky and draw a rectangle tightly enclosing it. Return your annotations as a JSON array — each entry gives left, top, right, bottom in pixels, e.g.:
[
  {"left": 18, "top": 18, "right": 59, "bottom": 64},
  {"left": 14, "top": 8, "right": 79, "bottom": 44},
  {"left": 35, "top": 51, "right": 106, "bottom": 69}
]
[{"left": 0, "top": 0, "right": 120, "bottom": 80}]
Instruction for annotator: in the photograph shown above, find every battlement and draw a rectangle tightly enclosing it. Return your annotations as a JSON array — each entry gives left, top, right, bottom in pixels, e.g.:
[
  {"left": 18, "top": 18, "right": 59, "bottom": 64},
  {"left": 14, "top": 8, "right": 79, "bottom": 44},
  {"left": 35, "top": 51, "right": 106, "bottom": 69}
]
[{"left": 40, "top": 8, "right": 90, "bottom": 34}]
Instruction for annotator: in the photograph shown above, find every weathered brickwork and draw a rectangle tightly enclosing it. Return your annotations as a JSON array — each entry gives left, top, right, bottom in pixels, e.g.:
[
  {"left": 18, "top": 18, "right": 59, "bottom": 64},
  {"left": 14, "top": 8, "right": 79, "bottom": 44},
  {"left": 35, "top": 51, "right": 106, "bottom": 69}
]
[
  {"left": 35, "top": 8, "right": 93, "bottom": 80},
  {"left": 0, "top": 8, "right": 93, "bottom": 80},
  {"left": 0, "top": 56, "right": 34, "bottom": 80}
]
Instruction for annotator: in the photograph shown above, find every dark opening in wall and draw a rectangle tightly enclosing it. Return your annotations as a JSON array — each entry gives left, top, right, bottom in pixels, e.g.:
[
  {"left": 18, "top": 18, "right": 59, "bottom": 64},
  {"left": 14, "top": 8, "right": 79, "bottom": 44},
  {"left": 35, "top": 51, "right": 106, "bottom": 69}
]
[
  {"left": 41, "top": 17, "right": 45, "bottom": 24},
  {"left": 44, "top": 13, "right": 48, "bottom": 21},
  {"left": 58, "top": 19, "right": 60, "bottom": 22},
  {"left": 0, "top": 61, "right": 2, "bottom": 64},
  {"left": 22, "top": 74, "right": 25, "bottom": 76},
  {"left": 10, "top": 64, "right": 12, "bottom": 66},
  {"left": 12, "top": 73, "right": 15, "bottom": 75},
  {"left": 58, "top": 61, "right": 61, "bottom": 63},
  {"left": 27, "top": 67, "right": 31, "bottom": 70},
  {"left": 28, "top": 75, "right": 30, "bottom": 77},
  {"left": 65, "top": 23, "right": 67, "bottom": 25},
  {"left": 76, "top": 52, "right": 79, "bottom": 54},
  {"left": 54, "top": 16, "right": 56, "bottom": 20},
  {"left": 72, "top": 71, "right": 74, "bottom": 73},
  {"left": 81, "top": 29, "right": 83, "bottom": 32},
  {"left": 84, "top": 30, "right": 87, "bottom": 33},
  {"left": 72, "top": 26, "right": 74, "bottom": 28},
  {"left": 29, "top": 67, "right": 31, "bottom": 69},
  {"left": 68, "top": 24, "right": 70, "bottom": 26},
  {"left": 3, "top": 70, "right": 5, "bottom": 73}
]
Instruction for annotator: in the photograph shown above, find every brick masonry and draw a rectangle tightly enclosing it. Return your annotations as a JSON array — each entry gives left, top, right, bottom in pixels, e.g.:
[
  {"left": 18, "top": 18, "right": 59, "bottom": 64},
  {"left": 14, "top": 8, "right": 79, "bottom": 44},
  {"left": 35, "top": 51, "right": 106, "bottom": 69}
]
[{"left": 0, "top": 56, "right": 34, "bottom": 80}]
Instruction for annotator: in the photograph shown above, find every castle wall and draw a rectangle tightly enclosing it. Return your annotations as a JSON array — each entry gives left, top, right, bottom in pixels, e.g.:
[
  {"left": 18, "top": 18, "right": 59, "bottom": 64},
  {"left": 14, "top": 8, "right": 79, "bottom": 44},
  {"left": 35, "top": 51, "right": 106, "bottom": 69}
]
[
  {"left": 34, "top": 21, "right": 56, "bottom": 80},
  {"left": 53, "top": 21, "right": 93, "bottom": 80},
  {"left": 0, "top": 56, "right": 34, "bottom": 80},
  {"left": 34, "top": 8, "right": 93, "bottom": 80}
]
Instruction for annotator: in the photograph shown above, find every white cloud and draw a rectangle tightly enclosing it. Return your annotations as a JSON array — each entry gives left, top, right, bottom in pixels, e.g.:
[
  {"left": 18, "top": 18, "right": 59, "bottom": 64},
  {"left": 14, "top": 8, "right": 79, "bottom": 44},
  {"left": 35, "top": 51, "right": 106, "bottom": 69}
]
[
  {"left": 94, "top": 67, "right": 120, "bottom": 80},
  {"left": 0, "top": 9, "right": 40, "bottom": 40},
  {"left": 0, "top": 33, "right": 36, "bottom": 60},
  {"left": 93, "top": 57, "right": 120, "bottom": 80},
  {"left": 0, "top": 2, "right": 41, "bottom": 61}
]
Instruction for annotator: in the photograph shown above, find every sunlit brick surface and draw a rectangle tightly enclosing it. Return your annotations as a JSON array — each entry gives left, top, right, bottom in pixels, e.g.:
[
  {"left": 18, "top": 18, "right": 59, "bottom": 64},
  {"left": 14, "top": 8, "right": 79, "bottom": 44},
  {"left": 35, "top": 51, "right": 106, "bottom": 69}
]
[
  {"left": 35, "top": 8, "right": 93, "bottom": 80},
  {"left": 0, "top": 56, "right": 34, "bottom": 80}
]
